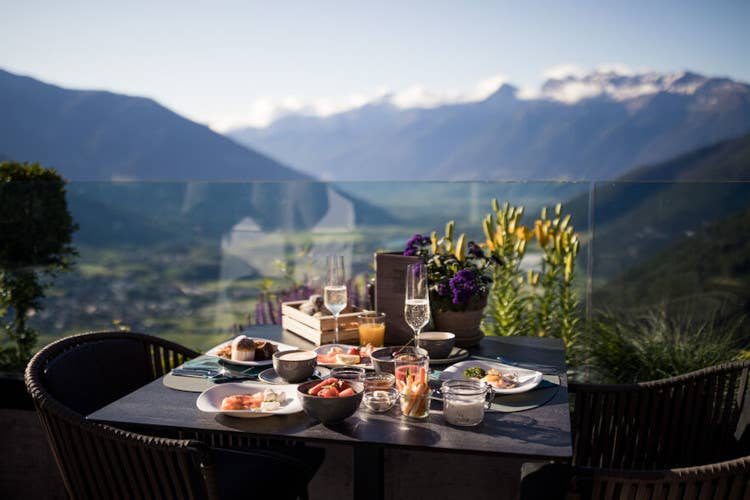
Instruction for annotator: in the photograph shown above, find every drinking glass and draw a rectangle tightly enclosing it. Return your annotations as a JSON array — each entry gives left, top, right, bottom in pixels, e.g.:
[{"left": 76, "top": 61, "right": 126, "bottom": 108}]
[
  {"left": 357, "top": 312, "right": 386, "bottom": 347},
  {"left": 394, "top": 352, "right": 431, "bottom": 419},
  {"left": 404, "top": 263, "right": 429, "bottom": 349},
  {"left": 324, "top": 255, "right": 347, "bottom": 343}
]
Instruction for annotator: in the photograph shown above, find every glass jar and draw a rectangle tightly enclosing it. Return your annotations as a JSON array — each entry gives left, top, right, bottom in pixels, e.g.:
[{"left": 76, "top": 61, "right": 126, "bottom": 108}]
[{"left": 441, "top": 379, "right": 494, "bottom": 426}]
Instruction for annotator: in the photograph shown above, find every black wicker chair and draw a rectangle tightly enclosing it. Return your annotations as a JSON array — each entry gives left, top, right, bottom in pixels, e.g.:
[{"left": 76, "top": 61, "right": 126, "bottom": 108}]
[
  {"left": 566, "top": 361, "right": 750, "bottom": 499},
  {"left": 26, "top": 331, "right": 322, "bottom": 500},
  {"left": 577, "top": 455, "right": 750, "bottom": 500}
]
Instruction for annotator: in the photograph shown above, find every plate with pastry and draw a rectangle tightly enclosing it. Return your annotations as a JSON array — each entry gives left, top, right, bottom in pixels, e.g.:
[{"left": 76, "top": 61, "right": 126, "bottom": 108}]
[
  {"left": 439, "top": 359, "right": 543, "bottom": 394},
  {"left": 206, "top": 335, "right": 296, "bottom": 366},
  {"left": 196, "top": 382, "right": 302, "bottom": 418},
  {"left": 313, "top": 343, "right": 375, "bottom": 369}
]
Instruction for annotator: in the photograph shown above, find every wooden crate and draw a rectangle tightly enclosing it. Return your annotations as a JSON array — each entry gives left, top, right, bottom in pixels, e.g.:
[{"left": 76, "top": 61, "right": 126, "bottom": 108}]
[{"left": 281, "top": 300, "right": 368, "bottom": 345}]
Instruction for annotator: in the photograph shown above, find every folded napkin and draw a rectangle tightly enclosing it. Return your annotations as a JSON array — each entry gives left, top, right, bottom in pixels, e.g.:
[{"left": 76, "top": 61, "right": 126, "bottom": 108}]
[{"left": 182, "top": 358, "right": 265, "bottom": 377}]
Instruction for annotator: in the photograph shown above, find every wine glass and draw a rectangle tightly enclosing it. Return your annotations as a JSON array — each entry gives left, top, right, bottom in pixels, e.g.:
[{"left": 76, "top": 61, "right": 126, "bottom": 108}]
[
  {"left": 404, "top": 262, "right": 429, "bottom": 349},
  {"left": 324, "top": 255, "right": 347, "bottom": 343}
]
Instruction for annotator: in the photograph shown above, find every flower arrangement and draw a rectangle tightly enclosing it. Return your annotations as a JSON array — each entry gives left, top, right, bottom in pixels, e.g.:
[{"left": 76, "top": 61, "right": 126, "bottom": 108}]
[{"left": 403, "top": 221, "right": 492, "bottom": 312}]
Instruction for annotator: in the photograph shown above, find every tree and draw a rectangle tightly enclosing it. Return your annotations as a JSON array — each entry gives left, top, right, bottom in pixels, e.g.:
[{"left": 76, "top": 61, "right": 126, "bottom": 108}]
[{"left": 0, "top": 161, "right": 77, "bottom": 371}]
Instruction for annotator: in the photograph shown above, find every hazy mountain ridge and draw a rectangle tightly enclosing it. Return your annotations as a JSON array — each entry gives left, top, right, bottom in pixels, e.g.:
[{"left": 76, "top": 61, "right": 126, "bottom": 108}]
[
  {"left": 0, "top": 69, "right": 307, "bottom": 181},
  {"left": 230, "top": 70, "right": 750, "bottom": 181},
  {"left": 564, "top": 133, "right": 750, "bottom": 282}
]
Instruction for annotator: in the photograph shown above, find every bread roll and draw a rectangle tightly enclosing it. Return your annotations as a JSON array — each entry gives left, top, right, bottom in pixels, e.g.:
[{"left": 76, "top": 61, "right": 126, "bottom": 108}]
[{"left": 231, "top": 335, "right": 256, "bottom": 361}]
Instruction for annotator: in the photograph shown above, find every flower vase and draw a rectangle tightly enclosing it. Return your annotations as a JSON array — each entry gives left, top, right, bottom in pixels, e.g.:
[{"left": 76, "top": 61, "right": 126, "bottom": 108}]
[{"left": 432, "top": 300, "right": 486, "bottom": 347}]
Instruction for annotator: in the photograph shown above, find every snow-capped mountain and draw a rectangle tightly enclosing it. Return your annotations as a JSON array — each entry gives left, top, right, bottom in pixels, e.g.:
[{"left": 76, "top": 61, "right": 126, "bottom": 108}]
[{"left": 229, "top": 70, "right": 750, "bottom": 181}]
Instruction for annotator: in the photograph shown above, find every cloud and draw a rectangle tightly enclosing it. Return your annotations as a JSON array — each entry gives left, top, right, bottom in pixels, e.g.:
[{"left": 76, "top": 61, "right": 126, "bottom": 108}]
[
  {"left": 211, "top": 73, "right": 508, "bottom": 131},
  {"left": 210, "top": 64, "right": 692, "bottom": 131},
  {"left": 542, "top": 64, "right": 588, "bottom": 80}
]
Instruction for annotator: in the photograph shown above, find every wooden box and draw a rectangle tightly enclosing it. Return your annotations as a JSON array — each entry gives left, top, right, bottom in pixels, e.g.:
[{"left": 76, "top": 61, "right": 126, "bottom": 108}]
[
  {"left": 281, "top": 300, "right": 368, "bottom": 345},
  {"left": 374, "top": 252, "right": 421, "bottom": 345}
]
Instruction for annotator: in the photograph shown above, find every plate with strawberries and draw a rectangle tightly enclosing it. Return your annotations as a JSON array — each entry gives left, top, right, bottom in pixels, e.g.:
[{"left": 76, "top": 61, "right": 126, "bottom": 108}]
[{"left": 314, "top": 344, "right": 376, "bottom": 369}]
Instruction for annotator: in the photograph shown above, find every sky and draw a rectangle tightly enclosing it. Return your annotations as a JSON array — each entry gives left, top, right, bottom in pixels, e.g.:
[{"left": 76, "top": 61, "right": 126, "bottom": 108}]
[{"left": 2, "top": 0, "right": 749, "bottom": 131}]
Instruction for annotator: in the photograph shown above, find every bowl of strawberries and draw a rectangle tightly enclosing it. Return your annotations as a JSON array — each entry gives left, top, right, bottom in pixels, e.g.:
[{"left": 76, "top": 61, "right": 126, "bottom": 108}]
[{"left": 297, "top": 377, "right": 364, "bottom": 423}]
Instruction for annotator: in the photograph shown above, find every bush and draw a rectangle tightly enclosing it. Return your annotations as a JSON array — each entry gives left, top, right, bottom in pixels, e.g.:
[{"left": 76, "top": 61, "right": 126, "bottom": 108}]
[
  {"left": 0, "top": 161, "right": 77, "bottom": 371},
  {"left": 582, "top": 307, "right": 748, "bottom": 383}
]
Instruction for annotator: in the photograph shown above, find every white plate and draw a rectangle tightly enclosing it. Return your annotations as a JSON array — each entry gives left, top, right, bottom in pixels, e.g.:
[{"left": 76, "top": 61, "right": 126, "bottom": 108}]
[
  {"left": 439, "top": 359, "right": 543, "bottom": 394},
  {"left": 196, "top": 382, "right": 302, "bottom": 418},
  {"left": 205, "top": 337, "right": 297, "bottom": 366},
  {"left": 313, "top": 344, "right": 374, "bottom": 370}
]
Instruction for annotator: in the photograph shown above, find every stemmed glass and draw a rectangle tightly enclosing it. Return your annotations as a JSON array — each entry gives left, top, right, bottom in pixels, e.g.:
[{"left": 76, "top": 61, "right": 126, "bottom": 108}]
[
  {"left": 324, "top": 255, "right": 347, "bottom": 343},
  {"left": 404, "top": 262, "right": 430, "bottom": 349}
]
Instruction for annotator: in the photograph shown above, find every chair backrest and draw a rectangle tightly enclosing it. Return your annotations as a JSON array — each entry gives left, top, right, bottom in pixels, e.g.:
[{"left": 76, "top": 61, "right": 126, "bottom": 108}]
[
  {"left": 579, "top": 455, "right": 750, "bottom": 500},
  {"left": 25, "top": 331, "right": 214, "bottom": 500},
  {"left": 35, "top": 330, "right": 199, "bottom": 415},
  {"left": 570, "top": 361, "right": 750, "bottom": 470}
]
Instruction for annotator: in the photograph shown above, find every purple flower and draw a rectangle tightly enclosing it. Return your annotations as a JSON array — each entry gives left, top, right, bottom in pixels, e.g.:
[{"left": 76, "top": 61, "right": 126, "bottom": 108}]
[
  {"left": 448, "top": 268, "right": 479, "bottom": 305},
  {"left": 403, "top": 233, "right": 430, "bottom": 256},
  {"left": 437, "top": 283, "right": 449, "bottom": 297}
]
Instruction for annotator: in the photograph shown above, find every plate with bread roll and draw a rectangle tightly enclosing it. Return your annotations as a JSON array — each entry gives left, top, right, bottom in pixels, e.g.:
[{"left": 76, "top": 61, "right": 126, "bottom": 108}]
[{"left": 206, "top": 335, "right": 296, "bottom": 366}]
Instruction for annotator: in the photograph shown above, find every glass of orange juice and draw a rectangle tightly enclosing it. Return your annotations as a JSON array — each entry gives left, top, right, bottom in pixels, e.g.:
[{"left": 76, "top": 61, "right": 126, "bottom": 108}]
[{"left": 358, "top": 312, "right": 386, "bottom": 347}]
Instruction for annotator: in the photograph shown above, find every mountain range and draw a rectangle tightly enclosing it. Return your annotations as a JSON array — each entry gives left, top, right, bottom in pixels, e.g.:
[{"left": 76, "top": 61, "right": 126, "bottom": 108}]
[
  {"left": 0, "top": 69, "right": 306, "bottom": 181},
  {"left": 230, "top": 70, "right": 750, "bottom": 181},
  {"left": 567, "top": 132, "right": 750, "bottom": 281}
]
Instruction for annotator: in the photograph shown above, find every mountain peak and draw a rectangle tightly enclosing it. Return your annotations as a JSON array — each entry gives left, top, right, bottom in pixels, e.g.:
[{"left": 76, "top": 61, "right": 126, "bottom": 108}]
[{"left": 484, "top": 83, "right": 519, "bottom": 103}]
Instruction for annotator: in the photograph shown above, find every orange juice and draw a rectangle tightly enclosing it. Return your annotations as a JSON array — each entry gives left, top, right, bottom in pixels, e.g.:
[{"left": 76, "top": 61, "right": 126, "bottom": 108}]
[{"left": 358, "top": 322, "right": 385, "bottom": 347}]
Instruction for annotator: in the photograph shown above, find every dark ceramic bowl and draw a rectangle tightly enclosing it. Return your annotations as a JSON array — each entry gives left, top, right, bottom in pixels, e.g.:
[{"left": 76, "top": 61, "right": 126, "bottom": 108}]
[
  {"left": 272, "top": 350, "right": 317, "bottom": 383},
  {"left": 418, "top": 332, "right": 456, "bottom": 359},
  {"left": 370, "top": 346, "right": 429, "bottom": 375},
  {"left": 296, "top": 380, "right": 364, "bottom": 423}
]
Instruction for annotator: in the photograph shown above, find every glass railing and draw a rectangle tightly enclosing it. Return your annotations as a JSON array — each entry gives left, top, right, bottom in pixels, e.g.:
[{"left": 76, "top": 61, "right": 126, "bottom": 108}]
[{"left": 2, "top": 180, "right": 748, "bottom": 355}]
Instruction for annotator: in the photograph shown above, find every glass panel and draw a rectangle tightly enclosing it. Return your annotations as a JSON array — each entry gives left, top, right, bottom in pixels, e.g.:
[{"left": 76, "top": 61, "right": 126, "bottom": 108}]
[
  {"left": 589, "top": 181, "right": 750, "bottom": 328},
  {"left": 18, "top": 181, "right": 588, "bottom": 352}
]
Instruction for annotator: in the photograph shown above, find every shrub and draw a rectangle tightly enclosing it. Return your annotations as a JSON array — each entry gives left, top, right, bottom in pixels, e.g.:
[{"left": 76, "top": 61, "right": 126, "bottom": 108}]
[
  {"left": 582, "top": 307, "right": 748, "bottom": 383},
  {"left": 0, "top": 161, "right": 77, "bottom": 371}
]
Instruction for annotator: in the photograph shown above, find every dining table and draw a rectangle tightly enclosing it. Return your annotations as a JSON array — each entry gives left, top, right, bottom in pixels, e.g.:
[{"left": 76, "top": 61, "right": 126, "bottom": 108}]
[{"left": 87, "top": 325, "right": 572, "bottom": 500}]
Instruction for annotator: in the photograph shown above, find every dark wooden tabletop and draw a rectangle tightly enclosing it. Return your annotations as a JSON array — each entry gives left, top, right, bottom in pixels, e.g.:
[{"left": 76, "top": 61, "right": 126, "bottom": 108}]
[{"left": 88, "top": 326, "right": 572, "bottom": 461}]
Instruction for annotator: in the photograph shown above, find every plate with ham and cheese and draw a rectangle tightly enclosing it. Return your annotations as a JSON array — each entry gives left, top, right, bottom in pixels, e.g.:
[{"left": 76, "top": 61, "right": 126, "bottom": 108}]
[{"left": 313, "top": 344, "right": 376, "bottom": 370}]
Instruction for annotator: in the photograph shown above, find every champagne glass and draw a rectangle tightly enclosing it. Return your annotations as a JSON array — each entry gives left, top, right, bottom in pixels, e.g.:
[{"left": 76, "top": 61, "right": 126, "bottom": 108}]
[
  {"left": 324, "top": 255, "right": 347, "bottom": 343},
  {"left": 404, "top": 263, "right": 429, "bottom": 349}
]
